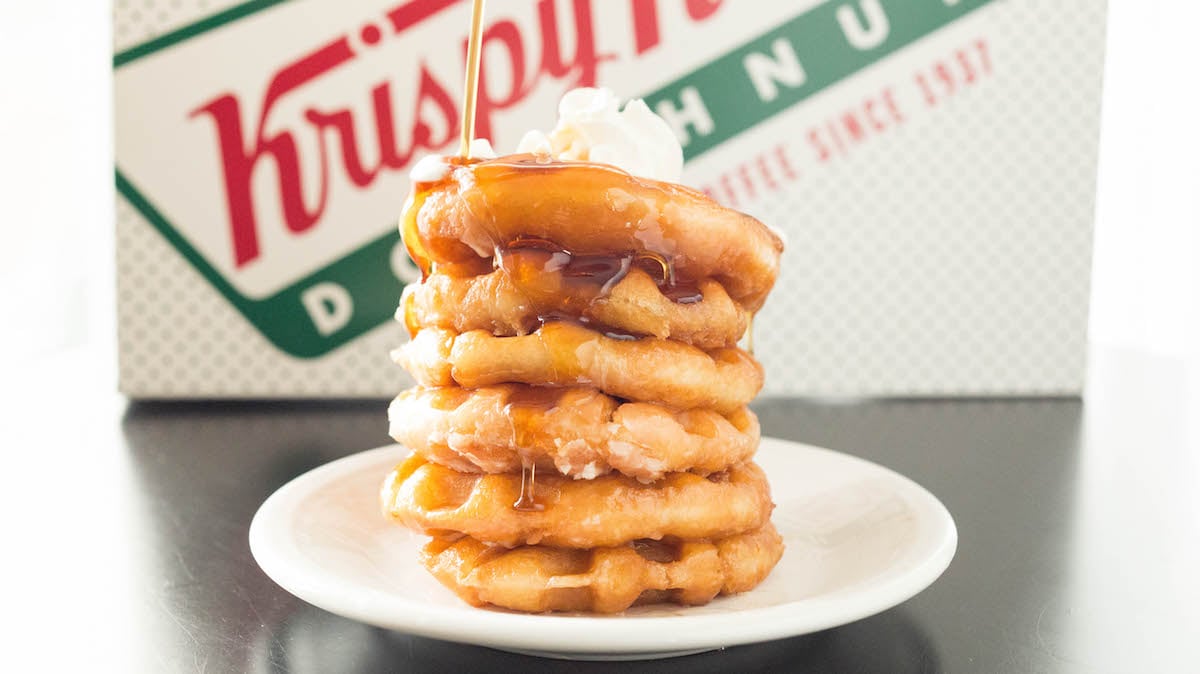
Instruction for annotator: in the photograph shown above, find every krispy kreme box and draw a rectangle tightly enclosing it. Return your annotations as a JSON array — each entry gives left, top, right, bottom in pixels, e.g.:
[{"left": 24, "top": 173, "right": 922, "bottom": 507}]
[{"left": 114, "top": 0, "right": 1106, "bottom": 398}]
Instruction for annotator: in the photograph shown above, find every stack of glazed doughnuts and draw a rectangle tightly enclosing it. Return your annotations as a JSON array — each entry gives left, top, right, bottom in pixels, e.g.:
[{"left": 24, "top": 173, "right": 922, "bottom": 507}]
[{"left": 382, "top": 155, "right": 785, "bottom": 613}]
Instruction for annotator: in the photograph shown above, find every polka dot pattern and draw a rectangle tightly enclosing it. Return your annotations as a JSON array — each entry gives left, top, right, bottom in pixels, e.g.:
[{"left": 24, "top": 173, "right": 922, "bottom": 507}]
[
  {"left": 711, "top": 1, "right": 1104, "bottom": 397},
  {"left": 113, "top": 0, "right": 240, "bottom": 52},
  {"left": 117, "top": 199, "right": 412, "bottom": 397},
  {"left": 114, "top": 0, "right": 410, "bottom": 398},
  {"left": 114, "top": 1, "right": 1105, "bottom": 397}
]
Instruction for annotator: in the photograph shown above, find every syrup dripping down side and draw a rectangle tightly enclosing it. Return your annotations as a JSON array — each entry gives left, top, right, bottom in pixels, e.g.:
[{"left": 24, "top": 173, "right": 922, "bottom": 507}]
[
  {"left": 496, "top": 237, "right": 704, "bottom": 337},
  {"left": 513, "top": 461, "right": 542, "bottom": 512},
  {"left": 504, "top": 386, "right": 563, "bottom": 511}
]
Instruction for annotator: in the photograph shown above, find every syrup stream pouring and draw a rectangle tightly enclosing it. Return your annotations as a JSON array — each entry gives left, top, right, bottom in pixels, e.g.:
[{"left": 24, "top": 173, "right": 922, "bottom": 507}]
[
  {"left": 458, "top": 0, "right": 486, "bottom": 159},
  {"left": 455, "top": 0, "right": 550, "bottom": 510}
]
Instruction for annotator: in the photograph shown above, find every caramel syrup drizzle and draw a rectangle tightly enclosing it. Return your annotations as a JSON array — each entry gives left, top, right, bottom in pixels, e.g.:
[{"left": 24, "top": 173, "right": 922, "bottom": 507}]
[
  {"left": 407, "top": 2, "right": 759, "bottom": 517},
  {"left": 513, "top": 461, "right": 542, "bottom": 512},
  {"left": 401, "top": 174, "right": 740, "bottom": 514},
  {"left": 504, "top": 386, "right": 560, "bottom": 511},
  {"left": 401, "top": 157, "right": 702, "bottom": 309},
  {"left": 498, "top": 236, "right": 703, "bottom": 334}
]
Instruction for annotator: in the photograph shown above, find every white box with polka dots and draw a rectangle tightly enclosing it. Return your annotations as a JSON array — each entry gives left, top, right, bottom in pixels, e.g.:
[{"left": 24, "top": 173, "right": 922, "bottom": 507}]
[{"left": 114, "top": 0, "right": 1106, "bottom": 397}]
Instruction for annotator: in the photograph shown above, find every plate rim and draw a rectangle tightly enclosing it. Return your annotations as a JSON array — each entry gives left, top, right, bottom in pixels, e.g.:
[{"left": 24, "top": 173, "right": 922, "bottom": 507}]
[{"left": 249, "top": 438, "right": 957, "bottom": 656}]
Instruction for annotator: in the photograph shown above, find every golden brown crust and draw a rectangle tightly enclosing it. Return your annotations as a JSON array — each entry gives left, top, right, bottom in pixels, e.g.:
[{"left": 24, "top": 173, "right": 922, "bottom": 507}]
[
  {"left": 410, "top": 157, "right": 783, "bottom": 312},
  {"left": 381, "top": 453, "right": 774, "bottom": 549},
  {"left": 388, "top": 153, "right": 786, "bottom": 615},
  {"left": 388, "top": 385, "right": 760, "bottom": 481},
  {"left": 420, "top": 523, "right": 785, "bottom": 613},
  {"left": 393, "top": 323, "right": 763, "bottom": 414},
  {"left": 400, "top": 266, "right": 748, "bottom": 349}
]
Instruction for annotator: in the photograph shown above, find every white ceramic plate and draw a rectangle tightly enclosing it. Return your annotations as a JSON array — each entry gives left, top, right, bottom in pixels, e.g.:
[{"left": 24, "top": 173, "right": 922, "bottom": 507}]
[{"left": 250, "top": 438, "right": 956, "bottom": 660}]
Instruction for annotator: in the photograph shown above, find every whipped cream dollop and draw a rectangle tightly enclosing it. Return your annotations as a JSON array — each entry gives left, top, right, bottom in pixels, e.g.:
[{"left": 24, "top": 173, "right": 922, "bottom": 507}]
[
  {"left": 407, "top": 89, "right": 683, "bottom": 183},
  {"left": 517, "top": 88, "right": 683, "bottom": 183},
  {"left": 408, "top": 138, "right": 497, "bottom": 182}
]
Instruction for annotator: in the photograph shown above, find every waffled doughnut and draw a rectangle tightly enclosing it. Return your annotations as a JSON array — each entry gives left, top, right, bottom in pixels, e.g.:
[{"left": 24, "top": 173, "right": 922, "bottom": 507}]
[
  {"left": 393, "top": 322, "right": 763, "bottom": 414},
  {"left": 385, "top": 147, "right": 786, "bottom": 615},
  {"left": 389, "top": 385, "right": 760, "bottom": 481},
  {"left": 422, "top": 523, "right": 785, "bottom": 613},
  {"left": 404, "top": 156, "right": 784, "bottom": 311},
  {"left": 399, "top": 265, "right": 748, "bottom": 349},
  {"left": 380, "top": 453, "right": 774, "bottom": 548}
]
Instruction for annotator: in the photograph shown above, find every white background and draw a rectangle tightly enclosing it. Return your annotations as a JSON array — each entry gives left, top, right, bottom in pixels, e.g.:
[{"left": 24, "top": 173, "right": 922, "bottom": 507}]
[{"left": 0, "top": 0, "right": 1196, "bottom": 382}]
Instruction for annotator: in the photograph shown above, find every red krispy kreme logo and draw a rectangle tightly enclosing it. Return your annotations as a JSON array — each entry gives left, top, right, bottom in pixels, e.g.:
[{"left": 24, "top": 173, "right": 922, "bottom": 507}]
[{"left": 189, "top": 0, "right": 724, "bottom": 269}]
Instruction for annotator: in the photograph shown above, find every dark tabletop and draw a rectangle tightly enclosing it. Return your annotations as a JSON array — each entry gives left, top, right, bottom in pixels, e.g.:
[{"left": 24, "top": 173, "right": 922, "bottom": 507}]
[{"left": 15, "top": 347, "right": 1199, "bottom": 672}]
